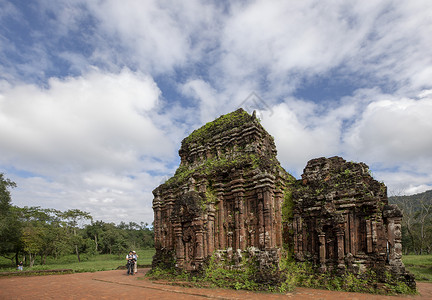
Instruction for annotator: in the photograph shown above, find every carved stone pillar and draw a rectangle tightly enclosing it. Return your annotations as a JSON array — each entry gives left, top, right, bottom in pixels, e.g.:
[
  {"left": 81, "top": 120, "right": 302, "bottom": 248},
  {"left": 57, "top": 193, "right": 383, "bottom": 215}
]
[
  {"left": 274, "top": 190, "right": 283, "bottom": 248},
  {"left": 393, "top": 218, "right": 403, "bottom": 260},
  {"left": 387, "top": 217, "right": 403, "bottom": 261},
  {"left": 218, "top": 197, "right": 225, "bottom": 249},
  {"left": 208, "top": 205, "right": 215, "bottom": 255},
  {"left": 383, "top": 204, "right": 406, "bottom": 278},
  {"left": 336, "top": 231, "right": 345, "bottom": 267},
  {"left": 153, "top": 198, "right": 162, "bottom": 250},
  {"left": 344, "top": 214, "right": 349, "bottom": 255},
  {"left": 319, "top": 233, "right": 326, "bottom": 271},
  {"left": 366, "top": 219, "right": 372, "bottom": 253},
  {"left": 294, "top": 216, "right": 304, "bottom": 260},
  {"left": 258, "top": 192, "right": 265, "bottom": 249},
  {"left": 166, "top": 197, "right": 175, "bottom": 249},
  {"left": 263, "top": 188, "right": 272, "bottom": 248},
  {"left": 231, "top": 176, "right": 246, "bottom": 250},
  {"left": 234, "top": 209, "right": 240, "bottom": 250},
  {"left": 234, "top": 192, "right": 246, "bottom": 250},
  {"left": 174, "top": 223, "right": 184, "bottom": 266},
  {"left": 349, "top": 213, "right": 356, "bottom": 255},
  {"left": 215, "top": 183, "right": 225, "bottom": 249},
  {"left": 195, "top": 225, "right": 204, "bottom": 264},
  {"left": 371, "top": 220, "right": 377, "bottom": 251}
]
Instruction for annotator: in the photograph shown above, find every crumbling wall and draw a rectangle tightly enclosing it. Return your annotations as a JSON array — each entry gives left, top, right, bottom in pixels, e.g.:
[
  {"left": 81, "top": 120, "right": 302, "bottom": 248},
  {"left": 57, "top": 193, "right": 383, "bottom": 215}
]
[{"left": 290, "top": 156, "right": 414, "bottom": 287}]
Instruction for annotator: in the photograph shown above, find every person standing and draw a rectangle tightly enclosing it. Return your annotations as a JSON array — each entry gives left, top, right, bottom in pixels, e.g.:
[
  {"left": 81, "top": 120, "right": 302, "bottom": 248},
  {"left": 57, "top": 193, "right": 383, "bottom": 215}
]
[
  {"left": 125, "top": 251, "right": 135, "bottom": 275},
  {"left": 17, "top": 261, "right": 23, "bottom": 271},
  {"left": 132, "top": 251, "right": 138, "bottom": 274}
]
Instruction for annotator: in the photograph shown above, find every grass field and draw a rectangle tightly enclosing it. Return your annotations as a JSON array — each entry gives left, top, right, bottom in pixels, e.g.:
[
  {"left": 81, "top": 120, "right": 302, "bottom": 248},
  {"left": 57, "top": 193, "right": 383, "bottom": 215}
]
[
  {"left": 403, "top": 254, "right": 432, "bottom": 282},
  {"left": 0, "top": 249, "right": 155, "bottom": 273}
]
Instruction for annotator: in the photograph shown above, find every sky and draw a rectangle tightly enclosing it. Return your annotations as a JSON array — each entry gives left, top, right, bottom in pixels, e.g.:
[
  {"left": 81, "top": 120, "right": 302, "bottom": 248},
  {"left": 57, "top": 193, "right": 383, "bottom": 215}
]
[{"left": 1, "top": 0, "right": 432, "bottom": 225}]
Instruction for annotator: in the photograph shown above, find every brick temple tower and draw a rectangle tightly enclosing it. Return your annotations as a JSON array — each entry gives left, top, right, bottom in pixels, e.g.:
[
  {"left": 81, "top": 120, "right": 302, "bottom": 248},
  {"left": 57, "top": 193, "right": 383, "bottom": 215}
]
[{"left": 152, "top": 108, "right": 293, "bottom": 270}]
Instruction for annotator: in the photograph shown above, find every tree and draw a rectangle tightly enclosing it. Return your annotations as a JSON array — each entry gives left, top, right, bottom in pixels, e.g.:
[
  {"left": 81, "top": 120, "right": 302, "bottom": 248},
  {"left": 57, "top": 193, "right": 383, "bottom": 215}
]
[
  {"left": 21, "top": 224, "right": 44, "bottom": 267},
  {"left": 85, "top": 220, "right": 105, "bottom": 253},
  {"left": 414, "top": 195, "right": 432, "bottom": 254},
  {"left": 14, "top": 206, "right": 65, "bottom": 264},
  {"left": 142, "top": 224, "right": 155, "bottom": 249},
  {"left": 0, "top": 173, "right": 16, "bottom": 213},
  {"left": 61, "top": 209, "right": 92, "bottom": 262},
  {"left": 390, "top": 190, "right": 432, "bottom": 254},
  {"left": 0, "top": 173, "right": 21, "bottom": 264},
  {"left": 99, "top": 222, "right": 128, "bottom": 255}
]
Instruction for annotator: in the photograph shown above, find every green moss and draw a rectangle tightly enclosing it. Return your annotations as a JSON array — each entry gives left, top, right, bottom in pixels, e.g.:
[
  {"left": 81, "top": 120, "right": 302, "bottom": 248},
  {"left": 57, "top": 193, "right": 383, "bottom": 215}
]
[
  {"left": 182, "top": 109, "right": 251, "bottom": 147},
  {"left": 282, "top": 189, "right": 294, "bottom": 223},
  {"left": 205, "top": 187, "right": 217, "bottom": 204},
  {"left": 163, "top": 165, "right": 195, "bottom": 187},
  {"left": 149, "top": 250, "right": 416, "bottom": 295},
  {"left": 163, "top": 153, "right": 269, "bottom": 189}
]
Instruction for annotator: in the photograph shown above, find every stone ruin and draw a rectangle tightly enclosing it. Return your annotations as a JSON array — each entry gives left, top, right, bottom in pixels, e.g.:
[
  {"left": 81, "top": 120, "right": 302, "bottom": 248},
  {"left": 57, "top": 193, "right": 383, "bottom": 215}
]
[
  {"left": 152, "top": 108, "right": 414, "bottom": 287},
  {"left": 290, "top": 156, "right": 414, "bottom": 286},
  {"left": 152, "top": 109, "right": 292, "bottom": 270}
]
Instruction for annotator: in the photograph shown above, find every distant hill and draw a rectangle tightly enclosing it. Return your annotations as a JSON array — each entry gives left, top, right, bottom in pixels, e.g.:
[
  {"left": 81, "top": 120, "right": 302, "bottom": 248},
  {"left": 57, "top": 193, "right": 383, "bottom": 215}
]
[
  {"left": 389, "top": 189, "right": 432, "bottom": 255},
  {"left": 389, "top": 189, "right": 432, "bottom": 212}
]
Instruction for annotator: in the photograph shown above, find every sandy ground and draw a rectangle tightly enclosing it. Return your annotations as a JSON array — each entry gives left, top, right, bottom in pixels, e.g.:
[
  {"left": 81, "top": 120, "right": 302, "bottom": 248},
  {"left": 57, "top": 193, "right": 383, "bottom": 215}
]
[{"left": 0, "top": 268, "right": 431, "bottom": 300}]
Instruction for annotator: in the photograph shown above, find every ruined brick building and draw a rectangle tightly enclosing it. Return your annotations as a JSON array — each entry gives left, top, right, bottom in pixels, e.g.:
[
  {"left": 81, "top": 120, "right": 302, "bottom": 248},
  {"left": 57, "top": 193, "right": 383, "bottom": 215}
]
[{"left": 152, "top": 108, "right": 414, "bottom": 286}]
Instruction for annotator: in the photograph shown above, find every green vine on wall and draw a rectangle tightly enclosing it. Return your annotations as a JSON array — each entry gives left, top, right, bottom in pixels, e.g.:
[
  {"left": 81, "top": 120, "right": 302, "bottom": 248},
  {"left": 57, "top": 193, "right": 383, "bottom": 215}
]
[{"left": 282, "top": 189, "right": 294, "bottom": 223}]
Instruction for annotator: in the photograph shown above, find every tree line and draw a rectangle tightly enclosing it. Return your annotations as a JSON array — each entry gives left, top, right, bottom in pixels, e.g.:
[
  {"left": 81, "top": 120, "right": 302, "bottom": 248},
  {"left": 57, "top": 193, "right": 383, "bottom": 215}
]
[
  {"left": 0, "top": 173, "right": 154, "bottom": 266},
  {"left": 389, "top": 190, "right": 432, "bottom": 255}
]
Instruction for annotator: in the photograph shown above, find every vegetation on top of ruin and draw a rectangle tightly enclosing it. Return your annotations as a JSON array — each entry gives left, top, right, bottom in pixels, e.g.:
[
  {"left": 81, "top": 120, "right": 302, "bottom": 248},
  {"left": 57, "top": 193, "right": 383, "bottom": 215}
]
[
  {"left": 293, "top": 157, "right": 387, "bottom": 202},
  {"left": 281, "top": 189, "right": 294, "bottom": 224},
  {"left": 158, "top": 109, "right": 295, "bottom": 191},
  {"left": 181, "top": 108, "right": 254, "bottom": 148},
  {"left": 162, "top": 152, "right": 274, "bottom": 189},
  {"left": 155, "top": 108, "right": 295, "bottom": 191}
]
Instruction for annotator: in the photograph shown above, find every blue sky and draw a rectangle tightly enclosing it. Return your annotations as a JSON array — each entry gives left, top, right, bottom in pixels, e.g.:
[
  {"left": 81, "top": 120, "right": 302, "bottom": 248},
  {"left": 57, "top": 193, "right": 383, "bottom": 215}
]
[{"left": 1, "top": 0, "right": 432, "bottom": 224}]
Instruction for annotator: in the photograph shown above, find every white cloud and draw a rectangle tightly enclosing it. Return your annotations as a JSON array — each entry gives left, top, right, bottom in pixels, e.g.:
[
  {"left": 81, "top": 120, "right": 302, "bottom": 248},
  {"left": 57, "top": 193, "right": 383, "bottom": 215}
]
[
  {"left": 262, "top": 99, "right": 355, "bottom": 176},
  {"left": 0, "top": 68, "right": 177, "bottom": 224},
  {"left": 214, "top": 0, "right": 432, "bottom": 99},
  {"left": 0, "top": 68, "right": 172, "bottom": 173},
  {"left": 9, "top": 171, "right": 161, "bottom": 224},
  {"left": 217, "top": 1, "right": 379, "bottom": 95},
  {"left": 376, "top": 169, "right": 432, "bottom": 197},
  {"left": 354, "top": 0, "right": 432, "bottom": 93},
  {"left": 261, "top": 88, "right": 432, "bottom": 196},
  {"left": 344, "top": 93, "right": 432, "bottom": 167},
  {"left": 180, "top": 79, "right": 224, "bottom": 124},
  {"left": 84, "top": 0, "right": 219, "bottom": 74}
]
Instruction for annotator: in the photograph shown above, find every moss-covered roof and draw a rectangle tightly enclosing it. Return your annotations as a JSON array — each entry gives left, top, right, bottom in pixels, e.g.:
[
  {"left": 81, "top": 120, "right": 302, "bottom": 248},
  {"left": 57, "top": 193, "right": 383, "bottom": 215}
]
[
  {"left": 181, "top": 108, "right": 252, "bottom": 148},
  {"left": 162, "top": 153, "right": 261, "bottom": 189},
  {"left": 154, "top": 108, "right": 293, "bottom": 191}
]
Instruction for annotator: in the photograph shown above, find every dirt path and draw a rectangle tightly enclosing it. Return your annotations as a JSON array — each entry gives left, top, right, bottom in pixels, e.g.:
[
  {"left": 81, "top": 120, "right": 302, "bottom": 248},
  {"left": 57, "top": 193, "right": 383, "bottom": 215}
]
[{"left": 1, "top": 268, "right": 431, "bottom": 300}]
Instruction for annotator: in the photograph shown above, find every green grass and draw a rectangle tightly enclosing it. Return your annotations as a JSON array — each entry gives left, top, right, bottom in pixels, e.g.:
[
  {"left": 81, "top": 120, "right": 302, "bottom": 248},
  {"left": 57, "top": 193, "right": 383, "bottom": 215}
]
[
  {"left": 2, "top": 251, "right": 430, "bottom": 284},
  {"left": 403, "top": 254, "right": 432, "bottom": 282},
  {"left": 0, "top": 249, "right": 155, "bottom": 273}
]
